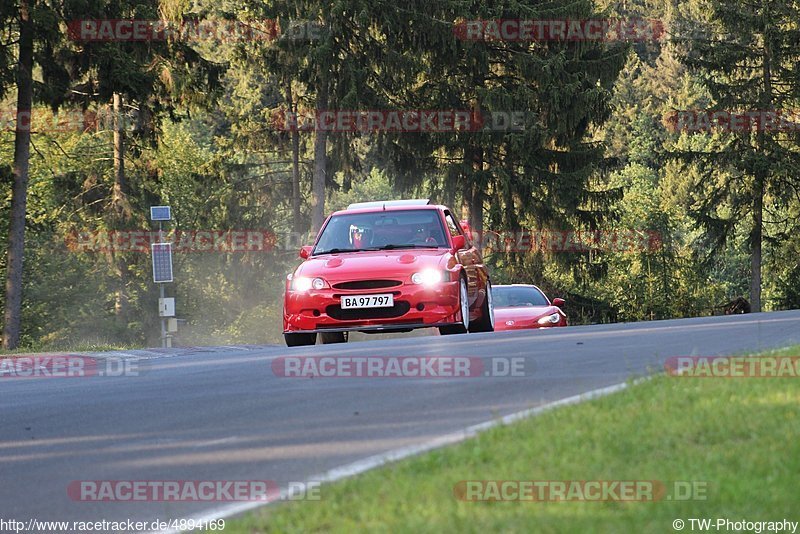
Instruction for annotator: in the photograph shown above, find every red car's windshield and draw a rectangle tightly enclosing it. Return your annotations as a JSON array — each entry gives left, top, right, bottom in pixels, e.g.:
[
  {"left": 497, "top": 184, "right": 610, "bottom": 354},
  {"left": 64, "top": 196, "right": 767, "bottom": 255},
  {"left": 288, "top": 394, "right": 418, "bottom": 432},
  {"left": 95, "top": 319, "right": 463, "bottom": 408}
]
[
  {"left": 494, "top": 286, "right": 549, "bottom": 307},
  {"left": 313, "top": 209, "right": 449, "bottom": 255}
]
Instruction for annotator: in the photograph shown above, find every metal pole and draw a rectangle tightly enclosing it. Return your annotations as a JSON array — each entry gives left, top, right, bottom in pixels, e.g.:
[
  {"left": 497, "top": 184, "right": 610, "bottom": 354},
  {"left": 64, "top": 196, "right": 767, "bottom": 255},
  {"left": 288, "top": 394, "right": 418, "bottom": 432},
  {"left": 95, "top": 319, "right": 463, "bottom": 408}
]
[
  {"left": 158, "top": 221, "right": 166, "bottom": 348},
  {"left": 160, "top": 283, "right": 167, "bottom": 348}
]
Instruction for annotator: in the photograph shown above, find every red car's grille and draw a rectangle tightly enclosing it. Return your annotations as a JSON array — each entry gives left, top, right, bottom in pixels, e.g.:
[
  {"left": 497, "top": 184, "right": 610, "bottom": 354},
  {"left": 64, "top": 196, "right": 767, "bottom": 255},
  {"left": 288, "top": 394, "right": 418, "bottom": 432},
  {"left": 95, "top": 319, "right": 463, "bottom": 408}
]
[
  {"left": 332, "top": 279, "right": 403, "bottom": 290},
  {"left": 326, "top": 301, "right": 411, "bottom": 320}
]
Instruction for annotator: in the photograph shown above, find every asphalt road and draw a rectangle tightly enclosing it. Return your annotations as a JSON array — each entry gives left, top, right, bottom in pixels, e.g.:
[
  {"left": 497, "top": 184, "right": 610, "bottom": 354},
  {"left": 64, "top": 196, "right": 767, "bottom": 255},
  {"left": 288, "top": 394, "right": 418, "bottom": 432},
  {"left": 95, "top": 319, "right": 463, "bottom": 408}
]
[{"left": 2, "top": 310, "right": 800, "bottom": 529}]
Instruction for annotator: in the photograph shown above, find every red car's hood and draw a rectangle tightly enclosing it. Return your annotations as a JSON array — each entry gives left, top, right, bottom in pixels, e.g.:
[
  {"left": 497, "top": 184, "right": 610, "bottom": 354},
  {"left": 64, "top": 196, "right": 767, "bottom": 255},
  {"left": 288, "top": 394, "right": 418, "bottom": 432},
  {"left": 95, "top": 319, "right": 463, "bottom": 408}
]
[
  {"left": 294, "top": 248, "right": 449, "bottom": 281},
  {"left": 494, "top": 306, "right": 559, "bottom": 323}
]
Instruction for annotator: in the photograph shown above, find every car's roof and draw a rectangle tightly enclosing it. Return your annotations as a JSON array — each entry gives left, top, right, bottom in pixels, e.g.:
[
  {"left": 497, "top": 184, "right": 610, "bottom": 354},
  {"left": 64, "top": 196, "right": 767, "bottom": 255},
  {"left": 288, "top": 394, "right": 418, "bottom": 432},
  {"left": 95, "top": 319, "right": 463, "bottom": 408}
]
[
  {"left": 347, "top": 199, "right": 430, "bottom": 210},
  {"left": 331, "top": 202, "right": 446, "bottom": 217}
]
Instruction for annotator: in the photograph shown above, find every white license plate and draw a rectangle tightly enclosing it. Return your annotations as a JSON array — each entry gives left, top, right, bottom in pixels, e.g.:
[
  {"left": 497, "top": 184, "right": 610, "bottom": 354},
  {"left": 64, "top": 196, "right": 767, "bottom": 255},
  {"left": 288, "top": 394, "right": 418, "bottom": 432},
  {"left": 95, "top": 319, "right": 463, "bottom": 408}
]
[{"left": 340, "top": 294, "right": 394, "bottom": 309}]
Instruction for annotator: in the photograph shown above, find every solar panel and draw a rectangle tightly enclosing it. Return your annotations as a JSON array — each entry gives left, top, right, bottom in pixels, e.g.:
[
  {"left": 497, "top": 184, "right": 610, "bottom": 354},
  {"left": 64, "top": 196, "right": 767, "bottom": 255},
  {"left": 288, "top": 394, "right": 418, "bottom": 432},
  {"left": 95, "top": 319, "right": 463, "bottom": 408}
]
[
  {"left": 151, "top": 243, "right": 173, "bottom": 283},
  {"left": 150, "top": 206, "right": 172, "bottom": 221}
]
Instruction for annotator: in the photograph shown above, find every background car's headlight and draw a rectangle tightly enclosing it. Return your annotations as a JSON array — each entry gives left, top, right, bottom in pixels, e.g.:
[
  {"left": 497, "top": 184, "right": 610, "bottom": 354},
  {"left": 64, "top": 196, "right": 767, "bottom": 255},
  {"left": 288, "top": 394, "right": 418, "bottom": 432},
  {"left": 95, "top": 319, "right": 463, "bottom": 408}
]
[
  {"left": 538, "top": 313, "right": 561, "bottom": 325},
  {"left": 412, "top": 269, "right": 444, "bottom": 286}
]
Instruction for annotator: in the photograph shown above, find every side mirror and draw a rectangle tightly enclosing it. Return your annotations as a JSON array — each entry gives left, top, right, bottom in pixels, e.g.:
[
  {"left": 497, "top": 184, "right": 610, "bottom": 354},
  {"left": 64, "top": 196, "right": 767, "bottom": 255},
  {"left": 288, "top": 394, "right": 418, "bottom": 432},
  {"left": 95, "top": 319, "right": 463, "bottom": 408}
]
[
  {"left": 299, "top": 245, "right": 313, "bottom": 259},
  {"left": 459, "top": 221, "right": 473, "bottom": 241},
  {"left": 552, "top": 298, "right": 565, "bottom": 307},
  {"left": 451, "top": 234, "right": 466, "bottom": 253}
]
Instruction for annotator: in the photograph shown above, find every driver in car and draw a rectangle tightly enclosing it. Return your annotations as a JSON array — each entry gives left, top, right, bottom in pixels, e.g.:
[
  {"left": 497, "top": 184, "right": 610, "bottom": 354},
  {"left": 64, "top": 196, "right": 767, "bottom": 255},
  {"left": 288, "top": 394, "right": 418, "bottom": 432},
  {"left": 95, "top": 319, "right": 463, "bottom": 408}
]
[
  {"left": 350, "top": 225, "right": 373, "bottom": 249},
  {"left": 410, "top": 224, "right": 439, "bottom": 245}
]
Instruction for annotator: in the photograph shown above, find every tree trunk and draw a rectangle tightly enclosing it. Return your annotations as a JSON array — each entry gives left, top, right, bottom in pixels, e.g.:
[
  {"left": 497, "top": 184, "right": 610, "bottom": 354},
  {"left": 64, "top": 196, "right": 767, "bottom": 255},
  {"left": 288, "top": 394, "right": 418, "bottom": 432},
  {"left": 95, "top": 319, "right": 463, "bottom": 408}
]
[
  {"left": 112, "top": 93, "right": 127, "bottom": 214},
  {"left": 750, "top": 174, "right": 763, "bottom": 312},
  {"left": 750, "top": 22, "right": 773, "bottom": 314},
  {"left": 286, "top": 82, "right": 302, "bottom": 234},
  {"left": 469, "top": 147, "right": 485, "bottom": 251},
  {"left": 286, "top": 0, "right": 304, "bottom": 234},
  {"left": 2, "top": 0, "right": 34, "bottom": 350},
  {"left": 311, "top": 84, "right": 328, "bottom": 233},
  {"left": 461, "top": 147, "right": 473, "bottom": 224},
  {"left": 112, "top": 92, "right": 129, "bottom": 322},
  {"left": 503, "top": 146, "right": 517, "bottom": 229},
  {"left": 442, "top": 175, "right": 455, "bottom": 211}
]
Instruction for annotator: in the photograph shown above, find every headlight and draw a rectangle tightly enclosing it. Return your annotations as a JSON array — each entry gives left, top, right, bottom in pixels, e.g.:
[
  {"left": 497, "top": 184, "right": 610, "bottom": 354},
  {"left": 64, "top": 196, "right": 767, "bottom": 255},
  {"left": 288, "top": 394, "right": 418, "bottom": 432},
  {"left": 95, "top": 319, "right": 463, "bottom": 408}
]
[
  {"left": 412, "top": 269, "right": 444, "bottom": 286},
  {"left": 312, "top": 277, "right": 326, "bottom": 290},
  {"left": 292, "top": 277, "right": 312, "bottom": 292},
  {"left": 291, "top": 277, "right": 327, "bottom": 292},
  {"left": 537, "top": 313, "right": 561, "bottom": 325}
]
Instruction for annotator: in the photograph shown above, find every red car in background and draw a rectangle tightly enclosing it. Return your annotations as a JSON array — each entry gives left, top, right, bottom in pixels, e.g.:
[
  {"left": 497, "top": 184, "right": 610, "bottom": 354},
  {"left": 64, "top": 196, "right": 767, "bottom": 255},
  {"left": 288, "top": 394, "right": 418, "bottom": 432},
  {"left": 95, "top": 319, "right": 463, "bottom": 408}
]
[
  {"left": 283, "top": 200, "right": 494, "bottom": 346},
  {"left": 493, "top": 284, "right": 568, "bottom": 331}
]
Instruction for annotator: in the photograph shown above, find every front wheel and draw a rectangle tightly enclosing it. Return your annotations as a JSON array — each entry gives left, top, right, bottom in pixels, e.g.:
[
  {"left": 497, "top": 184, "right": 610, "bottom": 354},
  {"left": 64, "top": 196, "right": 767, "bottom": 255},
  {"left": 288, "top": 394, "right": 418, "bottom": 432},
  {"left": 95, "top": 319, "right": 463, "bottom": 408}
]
[
  {"left": 284, "top": 332, "right": 317, "bottom": 347},
  {"left": 439, "top": 276, "right": 470, "bottom": 335},
  {"left": 469, "top": 280, "right": 495, "bottom": 333}
]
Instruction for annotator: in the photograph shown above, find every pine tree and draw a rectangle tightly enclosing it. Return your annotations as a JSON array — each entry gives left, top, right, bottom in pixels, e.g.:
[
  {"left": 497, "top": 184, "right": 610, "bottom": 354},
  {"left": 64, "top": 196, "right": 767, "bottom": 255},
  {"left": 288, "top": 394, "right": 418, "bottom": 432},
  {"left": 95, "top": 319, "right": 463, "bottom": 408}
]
[
  {"left": 673, "top": 0, "right": 800, "bottom": 311},
  {"left": 366, "top": 0, "right": 628, "bottom": 258},
  {"left": 2, "top": 0, "right": 71, "bottom": 348}
]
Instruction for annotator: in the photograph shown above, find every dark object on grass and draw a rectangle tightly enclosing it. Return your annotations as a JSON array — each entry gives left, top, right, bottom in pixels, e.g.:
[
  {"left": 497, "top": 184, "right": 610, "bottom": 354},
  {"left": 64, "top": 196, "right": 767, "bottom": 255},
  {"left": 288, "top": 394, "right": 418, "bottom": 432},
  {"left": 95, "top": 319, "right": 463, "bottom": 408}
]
[{"left": 724, "top": 297, "right": 751, "bottom": 315}]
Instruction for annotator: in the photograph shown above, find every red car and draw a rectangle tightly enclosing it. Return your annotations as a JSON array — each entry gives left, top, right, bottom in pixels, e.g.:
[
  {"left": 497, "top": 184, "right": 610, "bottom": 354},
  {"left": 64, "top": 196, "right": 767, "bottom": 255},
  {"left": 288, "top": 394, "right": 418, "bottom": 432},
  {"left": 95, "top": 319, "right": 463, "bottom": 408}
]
[
  {"left": 283, "top": 200, "right": 494, "bottom": 346},
  {"left": 492, "top": 284, "right": 567, "bottom": 331}
]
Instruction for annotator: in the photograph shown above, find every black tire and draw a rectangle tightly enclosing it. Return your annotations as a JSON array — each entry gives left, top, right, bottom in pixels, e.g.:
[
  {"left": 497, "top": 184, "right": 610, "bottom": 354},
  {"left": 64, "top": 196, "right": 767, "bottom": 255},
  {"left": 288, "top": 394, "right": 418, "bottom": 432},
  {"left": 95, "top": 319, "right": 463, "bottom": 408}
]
[
  {"left": 284, "top": 332, "right": 317, "bottom": 347},
  {"left": 319, "top": 331, "right": 348, "bottom": 344},
  {"left": 439, "top": 276, "right": 470, "bottom": 335},
  {"left": 469, "top": 280, "right": 495, "bottom": 333}
]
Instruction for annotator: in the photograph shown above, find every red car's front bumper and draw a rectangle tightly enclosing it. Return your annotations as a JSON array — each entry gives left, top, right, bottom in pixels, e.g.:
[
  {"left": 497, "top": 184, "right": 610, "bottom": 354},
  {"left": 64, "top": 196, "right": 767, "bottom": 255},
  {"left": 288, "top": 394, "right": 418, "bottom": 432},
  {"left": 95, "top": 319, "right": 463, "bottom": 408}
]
[
  {"left": 493, "top": 315, "right": 568, "bottom": 331},
  {"left": 283, "top": 280, "right": 461, "bottom": 333},
  {"left": 494, "top": 320, "right": 568, "bottom": 331}
]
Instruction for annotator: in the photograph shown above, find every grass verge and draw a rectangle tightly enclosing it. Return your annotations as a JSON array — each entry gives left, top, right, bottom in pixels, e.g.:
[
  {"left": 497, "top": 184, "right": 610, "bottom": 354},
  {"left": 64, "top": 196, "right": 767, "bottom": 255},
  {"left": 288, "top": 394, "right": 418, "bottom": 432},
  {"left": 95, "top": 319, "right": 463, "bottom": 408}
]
[
  {"left": 0, "top": 341, "right": 136, "bottom": 357},
  {"left": 228, "top": 346, "right": 800, "bottom": 533}
]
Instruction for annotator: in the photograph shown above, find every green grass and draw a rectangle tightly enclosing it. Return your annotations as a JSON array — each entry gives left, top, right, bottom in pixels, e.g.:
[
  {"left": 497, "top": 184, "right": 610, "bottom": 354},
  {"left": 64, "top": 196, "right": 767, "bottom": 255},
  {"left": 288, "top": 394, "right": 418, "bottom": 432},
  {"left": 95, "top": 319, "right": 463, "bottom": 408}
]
[
  {"left": 0, "top": 340, "right": 136, "bottom": 357},
  {"left": 228, "top": 346, "right": 800, "bottom": 533}
]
